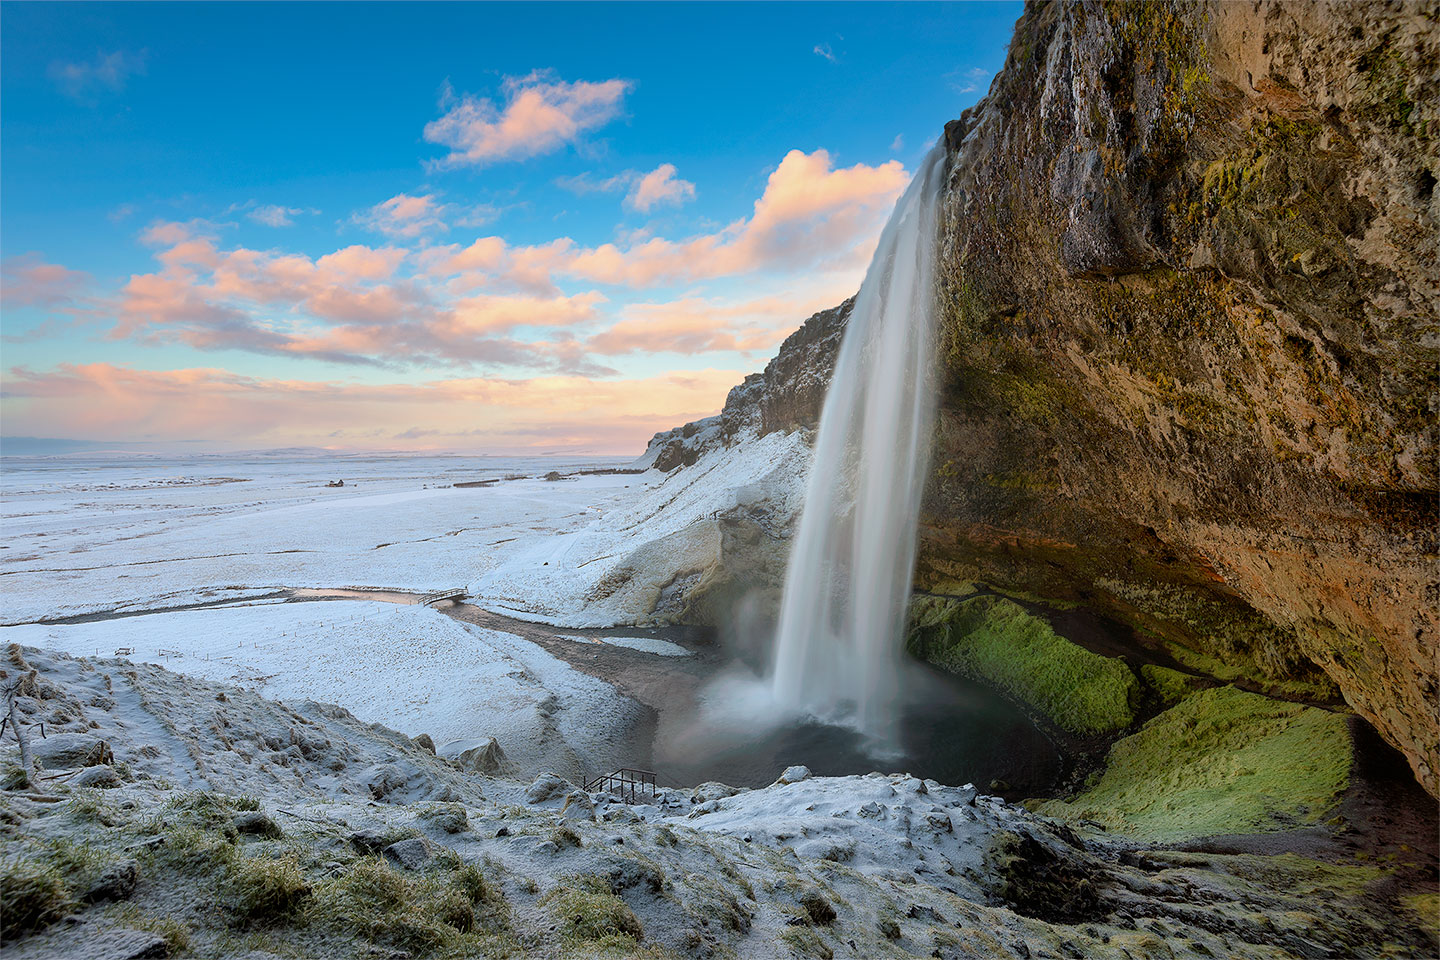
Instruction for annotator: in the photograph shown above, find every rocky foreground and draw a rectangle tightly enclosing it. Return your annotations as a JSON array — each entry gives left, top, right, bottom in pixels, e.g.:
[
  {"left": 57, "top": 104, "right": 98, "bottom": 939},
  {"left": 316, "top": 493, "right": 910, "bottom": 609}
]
[{"left": 2, "top": 644, "right": 1434, "bottom": 960}]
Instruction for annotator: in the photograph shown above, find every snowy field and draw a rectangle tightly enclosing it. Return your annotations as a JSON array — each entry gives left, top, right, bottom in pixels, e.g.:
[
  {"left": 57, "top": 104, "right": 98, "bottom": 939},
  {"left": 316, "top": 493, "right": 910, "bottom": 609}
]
[
  {"left": 0, "top": 442, "right": 806, "bottom": 775},
  {"left": 1, "top": 453, "right": 646, "bottom": 624},
  {"left": 1, "top": 600, "right": 643, "bottom": 779}
]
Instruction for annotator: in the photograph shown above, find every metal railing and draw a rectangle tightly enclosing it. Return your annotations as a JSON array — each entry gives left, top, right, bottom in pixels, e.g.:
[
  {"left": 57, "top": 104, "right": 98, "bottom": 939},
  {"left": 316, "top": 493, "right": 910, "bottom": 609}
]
[
  {"left": 584, "top": 768, "right": 659, "bottom": 804},
  {"left": 418, "top": 589, "right": 466, "bottom": 606}
]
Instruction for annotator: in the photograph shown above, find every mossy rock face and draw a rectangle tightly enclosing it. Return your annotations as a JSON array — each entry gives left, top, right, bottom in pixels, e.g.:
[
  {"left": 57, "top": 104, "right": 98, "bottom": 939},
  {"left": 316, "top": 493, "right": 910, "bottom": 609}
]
[
  {"left": 907, "top": 594, "right": 1140, "bottom": 736},
  {"left": 1139, "top": 663, "right": 1204, "bottom": 708},
  {"left": 922, "top": 0, "right": 1438, "bottom": 799},
  {"left": 1037, "top": 685, "right": 1352, "bottom": 841}
]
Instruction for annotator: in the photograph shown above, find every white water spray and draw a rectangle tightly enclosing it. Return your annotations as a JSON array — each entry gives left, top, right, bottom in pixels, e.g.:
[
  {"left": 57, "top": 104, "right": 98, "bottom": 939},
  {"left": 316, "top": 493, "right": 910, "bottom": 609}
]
[{"left": 770, "top": 142, "right": 946, "bottom": 747}]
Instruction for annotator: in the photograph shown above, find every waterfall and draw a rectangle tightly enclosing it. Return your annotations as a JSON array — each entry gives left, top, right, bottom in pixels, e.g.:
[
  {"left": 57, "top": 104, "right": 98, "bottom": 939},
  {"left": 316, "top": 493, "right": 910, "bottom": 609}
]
[{"left": 770, "top": 142, "right": 946, "bottom": 746}]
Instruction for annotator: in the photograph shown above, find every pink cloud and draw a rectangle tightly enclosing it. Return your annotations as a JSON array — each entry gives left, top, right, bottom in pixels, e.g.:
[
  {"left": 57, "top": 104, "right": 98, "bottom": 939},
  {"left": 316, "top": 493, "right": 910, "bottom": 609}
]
[
  {"left": 626, "top": 163, "right": 696, "bottom": 212},
  {"left": 588, "top": 288, "right": 848, "bottom": 356},
  {"left": 428, "top": 150, "right": 907, "bottom": 289},
  {"left": 449, "top": 291, "right": 605, "bottom": 334},
  {"left": 424, "top": 73, "right": 631, "bottom": 168},
  {"left": 106, "top": 232, "right": 617, "bottom": 373},
  {"left": 354, "top": 193, "right": 448, "bottom": 238},
  {"left": 2, "top": 363, "right": 741, "bottom": 454},
  {"left": 1, "top": 255, "right": 90, "bottom": 307}
]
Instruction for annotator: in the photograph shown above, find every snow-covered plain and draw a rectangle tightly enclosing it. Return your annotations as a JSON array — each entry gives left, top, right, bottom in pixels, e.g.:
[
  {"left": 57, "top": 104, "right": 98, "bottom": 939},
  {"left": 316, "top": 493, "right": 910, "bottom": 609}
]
[
  {"left": 1, "top": 454, "right": 649, "bottom": 624},
  {"left": 0, "top": 444, "right": 805, "bottom": 777}
]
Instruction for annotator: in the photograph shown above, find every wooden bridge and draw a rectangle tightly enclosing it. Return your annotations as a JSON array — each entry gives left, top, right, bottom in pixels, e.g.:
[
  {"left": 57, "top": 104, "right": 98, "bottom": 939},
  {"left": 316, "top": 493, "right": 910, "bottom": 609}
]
[
  {"left": 584, "top": 768, "right": 659, "bottom": 804},
  {"left": 418, "top": 588, "right": 467, "bottom": 606}
]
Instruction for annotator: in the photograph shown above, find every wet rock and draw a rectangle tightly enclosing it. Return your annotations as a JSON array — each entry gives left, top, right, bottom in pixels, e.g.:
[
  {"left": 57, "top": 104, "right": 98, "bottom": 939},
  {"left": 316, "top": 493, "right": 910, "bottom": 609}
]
[
  {"left": 981, "top": 830, "right": 1106, "bottom": 924},
  {"left": 83, "top": 859, "right": 139, "bottom": 903},
  {"left": 411, "top": 733, "right": 436, "bottom": 754},
  {"left": 774, "top": 765, "right": 812, "bottom": 785},
  {"left": 73, "top": 764, "right": 122, "bottom": 788},
  {"left": 382, "top": 837, "right": 431, "bottom": 871},
  {"left": 33, "top": 733, "right": 113, "bottom": 769}
]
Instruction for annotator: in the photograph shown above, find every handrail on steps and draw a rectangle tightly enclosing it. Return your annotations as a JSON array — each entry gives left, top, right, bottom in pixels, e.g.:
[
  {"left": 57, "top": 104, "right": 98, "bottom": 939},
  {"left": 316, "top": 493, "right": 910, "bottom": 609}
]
[{"left": 584, "top": 768, "right": 659, "bottom": 804}]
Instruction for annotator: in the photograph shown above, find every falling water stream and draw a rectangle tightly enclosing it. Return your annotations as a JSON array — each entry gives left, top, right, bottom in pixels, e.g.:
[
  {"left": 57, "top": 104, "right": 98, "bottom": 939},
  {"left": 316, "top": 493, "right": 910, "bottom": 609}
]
[{"left": 769, "top": 142, "right": 948, "bottom": 748}]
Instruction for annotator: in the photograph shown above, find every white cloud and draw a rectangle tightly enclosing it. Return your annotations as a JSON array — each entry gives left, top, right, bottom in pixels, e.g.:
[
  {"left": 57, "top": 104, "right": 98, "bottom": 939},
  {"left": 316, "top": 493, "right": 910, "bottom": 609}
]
[
  {"left": 949, "top": 66, "right": 990, "bottom": 95},
  {"left": 49, "top": 50, "right": 146, "bottom": 100},
  {"left": 353, "top": 193, "right": 448, "bottom": 238},
  {"left": 556, "top": 164, "right": 697, "bottom": 214},
  {"left": 813, "top": 43, "right": 838, "bottom": 63},
  {"left": 891, "top": 134, "right": 904, "bottom": 152},
  {"left": 248, "top": 205, "right": 305, "bottom": 228},
  {"left": 625, "top": 164, "right": 696, "bottom": 212},
  {"left": 424, "top": 72, "right": 631, "bottom": 169}
]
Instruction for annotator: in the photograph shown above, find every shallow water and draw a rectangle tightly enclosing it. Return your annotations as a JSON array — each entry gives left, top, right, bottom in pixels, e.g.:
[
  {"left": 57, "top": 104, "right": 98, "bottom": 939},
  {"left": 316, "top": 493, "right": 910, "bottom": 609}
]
[{"left": 656, "top": 656, "right": 1063, "bottom": 793}]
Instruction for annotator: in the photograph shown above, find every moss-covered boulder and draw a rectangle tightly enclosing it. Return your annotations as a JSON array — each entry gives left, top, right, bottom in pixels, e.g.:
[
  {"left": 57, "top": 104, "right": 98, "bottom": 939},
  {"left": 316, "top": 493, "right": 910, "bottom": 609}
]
[
  {"left": 1036, "top": 685, "right": 1352, "bottom": 841},
  {"left": 908, "top": 594, "right": 1140, "bottom": 735}
]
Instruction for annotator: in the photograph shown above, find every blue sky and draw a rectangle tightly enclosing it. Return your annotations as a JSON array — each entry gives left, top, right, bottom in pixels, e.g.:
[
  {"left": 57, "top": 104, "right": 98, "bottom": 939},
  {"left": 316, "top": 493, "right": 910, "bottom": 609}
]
[{"left": 1, "top": 1, "right": 1021, "bottom": 453}]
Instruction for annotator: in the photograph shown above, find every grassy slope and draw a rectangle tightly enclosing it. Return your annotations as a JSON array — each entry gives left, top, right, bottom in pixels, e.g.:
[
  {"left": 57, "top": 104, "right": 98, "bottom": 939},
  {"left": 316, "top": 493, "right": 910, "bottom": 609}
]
[
  {"left": 1036, "top": 685, "right": 1352, "bottom": 841},
  {"left": 908, "top": 595, "right": 1140, "bottom": 736}
]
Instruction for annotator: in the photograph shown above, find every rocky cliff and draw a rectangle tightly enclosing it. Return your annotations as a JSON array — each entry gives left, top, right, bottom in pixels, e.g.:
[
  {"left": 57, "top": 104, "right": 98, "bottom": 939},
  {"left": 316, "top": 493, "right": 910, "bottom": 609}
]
[
  {"left": 926, "top": 0, "right": 1437, "bottom": 795},
  {"left": 654, "top": 1, "right": 1439, "bottom": 796}
]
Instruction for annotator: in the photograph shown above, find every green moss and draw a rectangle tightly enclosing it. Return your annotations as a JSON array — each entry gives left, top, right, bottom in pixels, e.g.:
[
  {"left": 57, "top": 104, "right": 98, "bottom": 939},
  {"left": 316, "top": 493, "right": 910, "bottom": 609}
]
[
  {"left": 1357, "top": 41, "right": 1423, "bottom": 137},
  {"left": 314, "top": 854, "right": 514, "bottom": 955},
  {"left": 907, "top": 595, "right": 1140, "bottom": 735},
  {"left": 1403, "top": 891, "right": 1439, "bottom": 932},
  {"left": 542, "top": 876, "right": 644, "bottom": 949},
  {"left": 0, "top": 859, "right": 75, "bottom": 940},
  {"left": 779, "top": 925, "right": 834, "bottom": 959},
  {"left": 229, "top": 852, "right": 310, "bottom": 922},
  {"left": 1036, "top": 685, "right": 1351, "bottom": 840},
  {"left": 1139, "top": 663, "right": 1203, "bottom": 708}
]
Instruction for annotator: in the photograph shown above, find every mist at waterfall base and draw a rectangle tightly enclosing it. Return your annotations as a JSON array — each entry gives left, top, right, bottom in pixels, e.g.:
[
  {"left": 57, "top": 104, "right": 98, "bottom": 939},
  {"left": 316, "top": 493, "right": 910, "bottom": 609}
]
[
  {"left": 655, "top": 641, "right": 1062, "bottom": 792},
  {"left": 655, "top": 144, "right": 1061, "bottom": 792}
]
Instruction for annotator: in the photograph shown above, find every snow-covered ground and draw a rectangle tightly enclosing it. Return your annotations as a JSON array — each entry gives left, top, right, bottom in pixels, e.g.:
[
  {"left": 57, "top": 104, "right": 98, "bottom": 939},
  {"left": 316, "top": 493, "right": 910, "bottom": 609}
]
[
  {"left": 0, "top": 442, "right": 807, "bottom": 776},
  {"left": 0, "top": 600, "right": 643, "bottom": 779},
  {"left": 474, "top": 428, "right": 809, "bottom": 626},
  {"left": 2, "top": 437, "right": 807, "bottom": 628},
  {"left": 1, "top": 453, "right": 648, "bottom": 624}
]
